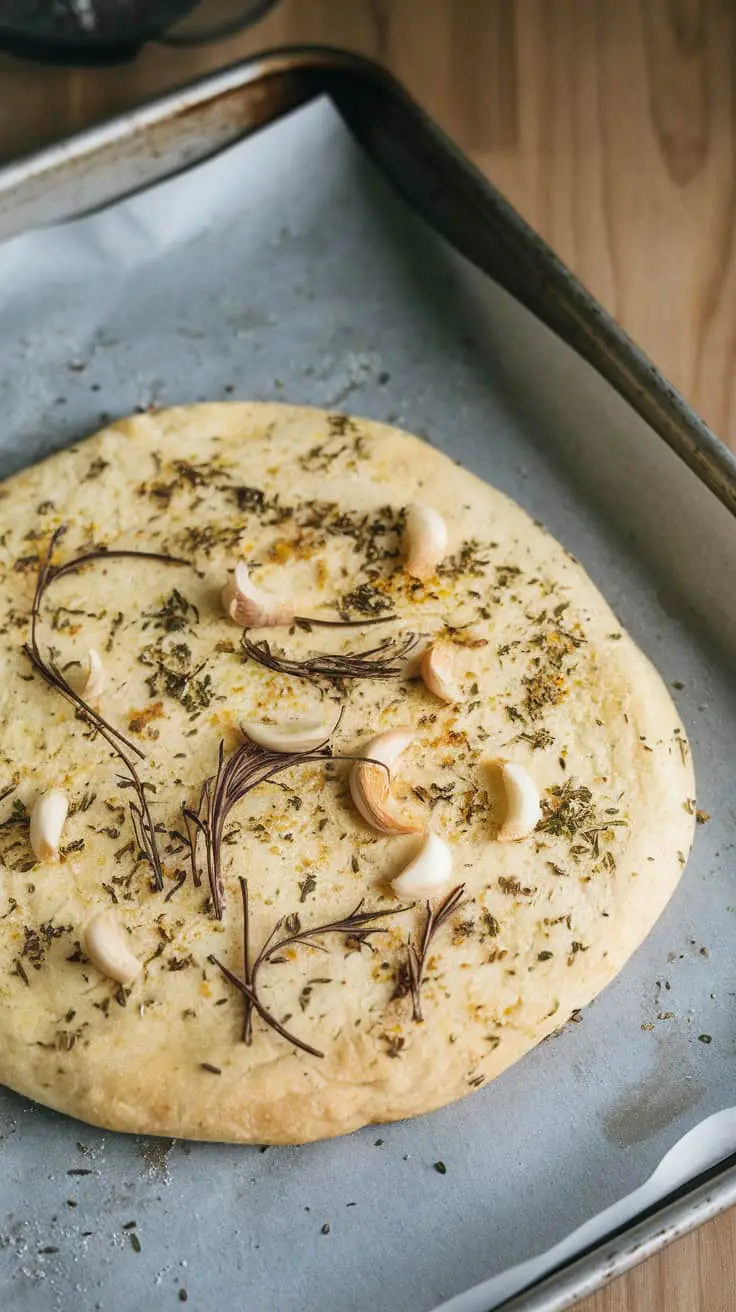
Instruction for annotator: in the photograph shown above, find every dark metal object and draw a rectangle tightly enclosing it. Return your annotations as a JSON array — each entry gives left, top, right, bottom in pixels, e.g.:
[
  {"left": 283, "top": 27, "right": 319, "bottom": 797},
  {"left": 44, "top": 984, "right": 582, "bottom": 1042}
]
[
  {"left": 159, "top": 0, "right": 281, "bottom": 47},
  {"left": 0, "top": 47, "right": 734, "bottom": 1308},
  {"left": 0, "top": 0, "right": 278, "bottom": 63}
]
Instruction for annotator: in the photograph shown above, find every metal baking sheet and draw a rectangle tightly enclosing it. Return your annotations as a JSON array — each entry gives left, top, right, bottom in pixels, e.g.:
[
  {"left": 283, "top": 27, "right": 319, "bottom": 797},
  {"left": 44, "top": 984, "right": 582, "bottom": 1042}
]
[{"left": 0, "top": 85, "right": 734, "bottom": 1312}]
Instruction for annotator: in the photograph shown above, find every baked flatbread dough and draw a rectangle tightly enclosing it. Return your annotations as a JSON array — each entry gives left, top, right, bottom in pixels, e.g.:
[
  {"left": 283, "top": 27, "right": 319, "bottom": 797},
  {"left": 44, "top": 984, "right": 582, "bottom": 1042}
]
[{"left": 0, "top": 403, "right": 695, "bottom": 1143}]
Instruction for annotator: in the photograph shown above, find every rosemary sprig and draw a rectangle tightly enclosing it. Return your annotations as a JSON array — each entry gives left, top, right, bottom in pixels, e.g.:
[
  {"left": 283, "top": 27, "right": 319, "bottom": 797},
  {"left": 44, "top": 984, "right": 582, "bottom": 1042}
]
[
  {"left": 293, "top": 615, "right": 393, "bottom": 630},
  {"left": 403, "top": 884, "right": 466, "bottom": 1022},
  {"left": 212, "top": 877, "right": 411, "bottom": 1058},
  {"left": 184, "top": 738, "right": 335, "bottom": 920},
  {"left": 245, "top": 890, "right": 411, "bottom": 1044},
  {"left": 212, "top": 879, "right": 323, "bottom": 1058},
  {"left": 24, "top": 528, "right": 190, "bottom": 891},
  {"left": 46, "top": 539, "right": 190, "bottom": 587},
  {"left": 214, "top": 955, "right": 324, "bottom": 1058},
  {"left": 184, "top": 732, "right": 389, "bottom": 919},
  {"left": 241, "top": 631, "right": 419, "bottom": 683}
]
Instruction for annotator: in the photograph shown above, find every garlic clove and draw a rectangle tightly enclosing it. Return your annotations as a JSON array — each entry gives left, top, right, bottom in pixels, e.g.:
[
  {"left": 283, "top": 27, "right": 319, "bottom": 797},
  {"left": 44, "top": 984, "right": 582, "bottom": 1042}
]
[
  {"left": 80, "top": 648, "right": 105, "bottom": 705},
  {"left": 391, "top": 830, "right": 453, "bottom": 898},
  {"left": 221, "top": 561, "right": 294, "bottom": 629},
  {"left": 494, "top": 760, "right": 541, "bottom": 842},
  {"left": 403, "top": 504, "right": 448, "bottom": 579},
  {"left": 241, "top": 705, "right": 341, "bottom": 754},
  {"left": 29, "top": 788, "right": 69, "bottom": 862},
  {"left": 350, "top": 729, "right": 422, "bottom": 835},
  {"left": 419, "top": 642, "right": 462, "bottom": 704},
  {"left": 84, "top": 909, "right": 143, "bottom": 986}
]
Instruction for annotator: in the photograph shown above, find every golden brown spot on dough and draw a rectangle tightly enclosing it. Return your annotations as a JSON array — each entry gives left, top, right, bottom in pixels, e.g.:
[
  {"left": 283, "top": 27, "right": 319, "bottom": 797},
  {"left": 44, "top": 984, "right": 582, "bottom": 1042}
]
[{"left": 127, "top": 702, "right": 165, "bottom": 735}]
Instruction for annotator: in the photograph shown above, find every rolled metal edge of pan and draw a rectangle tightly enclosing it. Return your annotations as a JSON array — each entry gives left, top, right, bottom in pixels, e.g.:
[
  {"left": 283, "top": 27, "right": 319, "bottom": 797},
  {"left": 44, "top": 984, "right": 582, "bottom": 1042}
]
[
  {"left": 491, "top": 1150, "right": 736, "bottom": 1312},
  {"left": 0, "top": 47, "right": 357, "bottom": 240}
]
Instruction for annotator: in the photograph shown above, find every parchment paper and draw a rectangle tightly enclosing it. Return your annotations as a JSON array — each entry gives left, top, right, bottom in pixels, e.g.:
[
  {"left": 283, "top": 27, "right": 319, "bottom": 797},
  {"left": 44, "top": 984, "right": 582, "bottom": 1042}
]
[{"left": 0, "top": 98, "right": 734, "bottom": 1312}]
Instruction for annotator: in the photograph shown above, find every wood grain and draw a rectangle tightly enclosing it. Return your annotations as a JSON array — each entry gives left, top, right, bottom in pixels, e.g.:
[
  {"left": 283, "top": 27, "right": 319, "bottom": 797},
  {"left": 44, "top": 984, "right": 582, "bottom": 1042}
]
[{"left": 0, "top": 3, "right": 734, "bottom": 1307}]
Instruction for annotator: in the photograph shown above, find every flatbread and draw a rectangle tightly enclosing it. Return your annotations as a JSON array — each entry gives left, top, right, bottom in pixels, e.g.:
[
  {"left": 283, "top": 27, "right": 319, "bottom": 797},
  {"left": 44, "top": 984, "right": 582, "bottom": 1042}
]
[{"left": 0, "top": 403, "right": 695, "bottom": 1143}]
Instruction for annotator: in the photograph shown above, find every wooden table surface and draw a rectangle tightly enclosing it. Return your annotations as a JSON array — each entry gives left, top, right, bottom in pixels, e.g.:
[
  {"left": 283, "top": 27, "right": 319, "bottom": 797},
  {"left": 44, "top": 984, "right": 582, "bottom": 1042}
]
[{"left": 1, "top": 3, "right": 734, "bottom": 1309}]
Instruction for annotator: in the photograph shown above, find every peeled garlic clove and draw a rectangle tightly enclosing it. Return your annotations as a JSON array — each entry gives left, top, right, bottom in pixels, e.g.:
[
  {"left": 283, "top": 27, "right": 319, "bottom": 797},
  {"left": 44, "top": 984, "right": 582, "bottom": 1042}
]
[
  {"left": 391, "top": 830, "right": 453, "bottom": 898},
  {"left": 350, "top": 729, "right": 422, "bottom": 835},
  {"left": 403, "top": 504, "right": 448, "bottom": 579},
  {"left": 29, "top": 788, "right": 69, "bottom": 862},
  {"left": 84, "top": 909, "right": 143, "bottom": 986},
  {"left": 242, "top": 705, "right": 341, "bottom": 753},
  {"left": 419, "top": 642, "right": 462, "bottom": 704},
  {"left": 495, "top": 760, "right": 541, "bottom": 842},
  {"left": 80, "top": 648, "right": 105, "bottom": 704},
  {"left": 221, "top": 561, "right": 294, "bottom": 629}
]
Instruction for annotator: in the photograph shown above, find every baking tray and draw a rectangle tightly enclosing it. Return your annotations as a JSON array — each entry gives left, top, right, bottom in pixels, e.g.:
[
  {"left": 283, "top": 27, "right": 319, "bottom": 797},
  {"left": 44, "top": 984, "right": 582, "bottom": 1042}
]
[{"left": 0, "top": 48, "right": 734, "bottom": 1312}]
